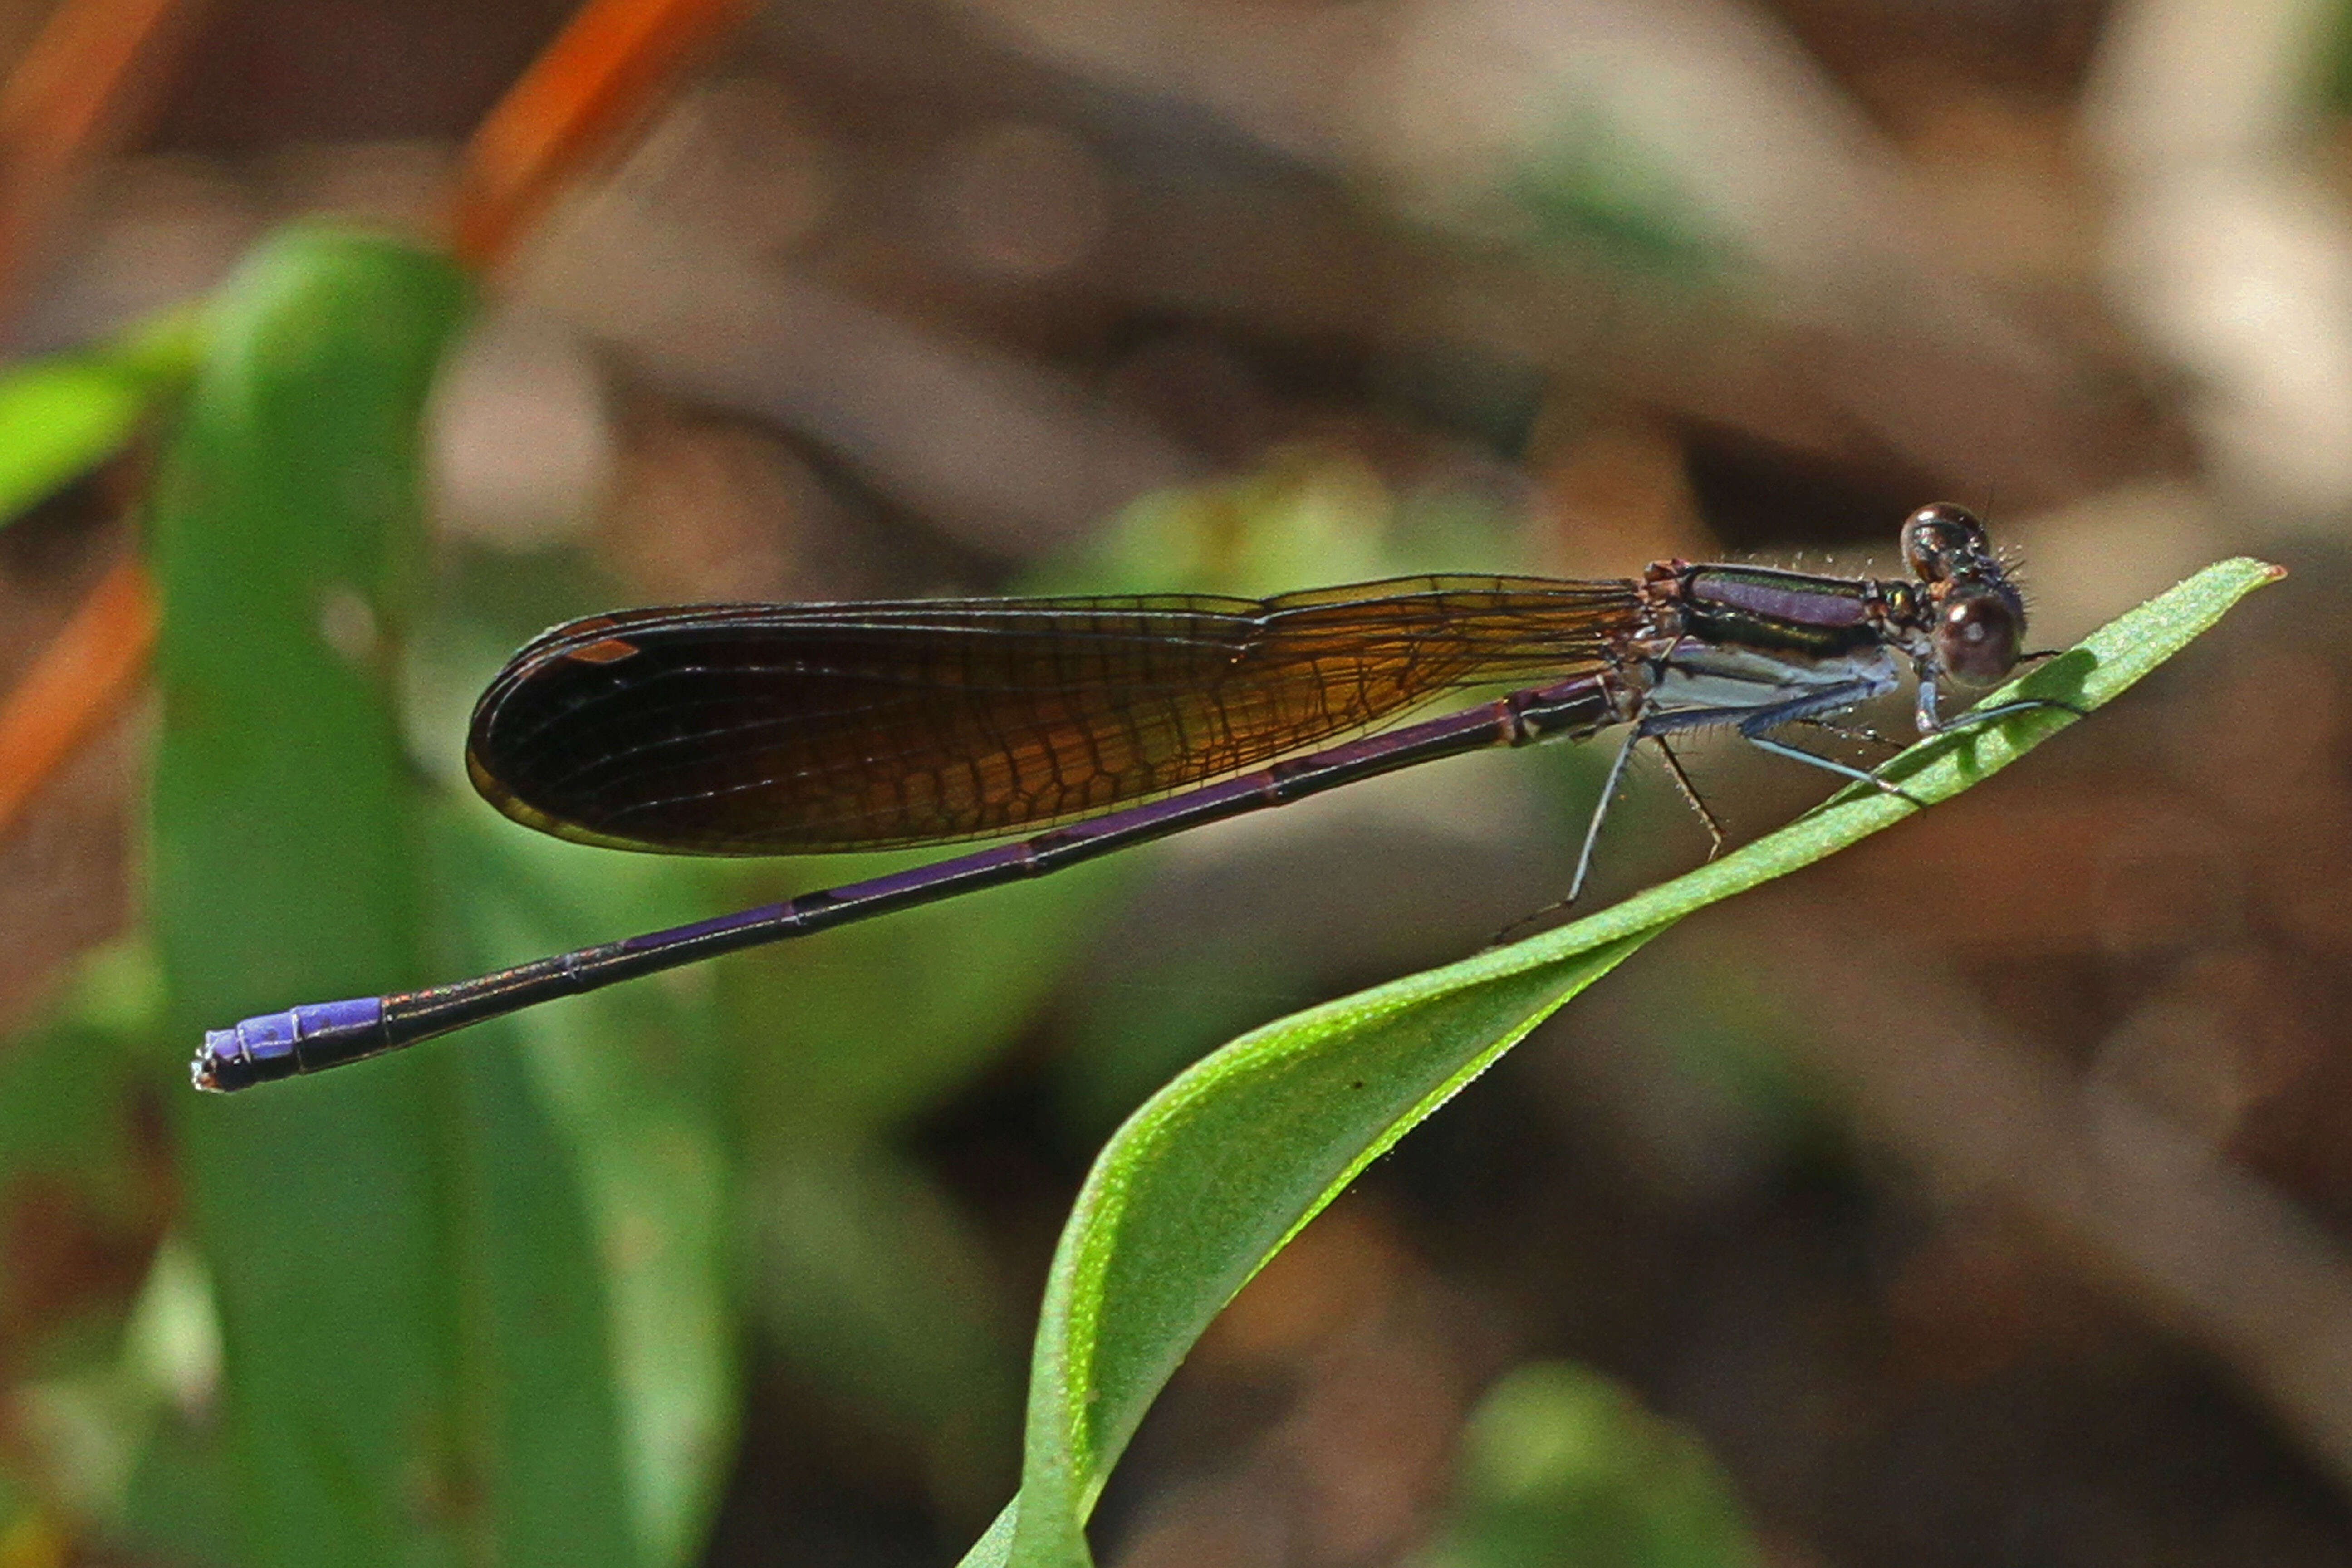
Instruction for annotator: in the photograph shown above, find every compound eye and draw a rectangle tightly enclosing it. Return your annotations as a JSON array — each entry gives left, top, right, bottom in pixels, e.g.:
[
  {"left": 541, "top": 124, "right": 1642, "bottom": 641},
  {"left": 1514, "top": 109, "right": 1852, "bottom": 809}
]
[
  {"left": 1902, "top": 502, "right": 1990, "bottom": 583},
  {"left": 1936, "top": 591, "right": 2022, "bottom": 686}
]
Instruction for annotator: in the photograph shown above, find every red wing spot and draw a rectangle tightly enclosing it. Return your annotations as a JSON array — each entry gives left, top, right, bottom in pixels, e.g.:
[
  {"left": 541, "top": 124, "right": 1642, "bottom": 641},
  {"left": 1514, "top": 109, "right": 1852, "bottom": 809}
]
[{"left": 565, "top": 637, "right": 642, "bottom": 665}]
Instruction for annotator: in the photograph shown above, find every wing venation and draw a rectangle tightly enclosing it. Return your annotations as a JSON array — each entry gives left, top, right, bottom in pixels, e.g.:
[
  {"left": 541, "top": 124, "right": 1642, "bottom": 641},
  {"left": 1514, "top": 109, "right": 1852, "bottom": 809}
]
[{"left": 466, "top": 576, "right": 1637, "bottom": 854}]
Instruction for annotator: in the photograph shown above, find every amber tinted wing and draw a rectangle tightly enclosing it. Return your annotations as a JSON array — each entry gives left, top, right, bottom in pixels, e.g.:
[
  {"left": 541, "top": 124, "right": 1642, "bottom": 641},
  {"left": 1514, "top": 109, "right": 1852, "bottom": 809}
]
[{"left": 465, "top": 575, "right": 1638, "bottom": 854}]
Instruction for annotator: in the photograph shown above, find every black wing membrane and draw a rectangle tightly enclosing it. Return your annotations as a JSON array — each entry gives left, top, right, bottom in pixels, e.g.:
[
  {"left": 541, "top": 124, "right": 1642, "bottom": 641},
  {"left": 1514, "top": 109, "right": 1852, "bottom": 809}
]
[{"left": 465, "top": 575, "right": 1638, "bottom": 854}]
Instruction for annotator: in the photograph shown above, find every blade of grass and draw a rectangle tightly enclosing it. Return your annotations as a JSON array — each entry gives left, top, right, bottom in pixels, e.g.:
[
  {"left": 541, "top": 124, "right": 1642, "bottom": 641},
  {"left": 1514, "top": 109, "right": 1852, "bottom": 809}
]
[
  {"left": 438, "top": 803, "right": 739, "bottom": 1568},
  {"left": 152, "top": 228, "right": 468, "bottom": 1568},
  {"left": 975, "top": 556, "right": 2283, "bottom": 1568},
  {"left": 155, "top": 228, "right": 639, "bottom": 1568}
]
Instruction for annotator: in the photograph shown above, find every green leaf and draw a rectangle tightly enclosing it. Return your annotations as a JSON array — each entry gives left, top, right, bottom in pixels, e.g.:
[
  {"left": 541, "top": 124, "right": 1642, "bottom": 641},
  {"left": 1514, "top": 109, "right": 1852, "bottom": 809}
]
[
  {"left": 1406, "top": 1362, "right": 1761, "bottom": 1568},
  {"left": 152, "top": 228, "right": 467, "bottom": 1568},
  {"left": 440, "top": 806, "right": 738, "bottom": 1568},
  {"left": 0, "top": 308, "right": 201, "bottom": 526},
  {"left": 451, "top": 1035, "right": 640, "bottom": 1567},
  {"left": 980, "top": 556, "right": 2283, "bottom": 1568},
  {"left": 152, "top": 228, "right": 641, "bottom": 1568},
  {"left": 0, "top": 942, "right": 158, "bottom": 1230},
  {"left": 724, "top": 854, "right": 1127, "bottom": 1137},
  {"left": 748, "top": 1136, "right": 1024, "bottom": 1515},
  {"left": 1506, "top": 109, "right": 1723, "bottom": 279}
]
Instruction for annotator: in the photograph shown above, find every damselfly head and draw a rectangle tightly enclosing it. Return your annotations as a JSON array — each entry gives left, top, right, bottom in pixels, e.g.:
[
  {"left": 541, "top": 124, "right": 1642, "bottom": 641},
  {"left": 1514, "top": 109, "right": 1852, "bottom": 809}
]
[
  {"left": 1901, "top": 502, "right": 1995, "bottom": 583},
  {"left": 1900, "top": 503, "right": 2026, "bottom": 686}
]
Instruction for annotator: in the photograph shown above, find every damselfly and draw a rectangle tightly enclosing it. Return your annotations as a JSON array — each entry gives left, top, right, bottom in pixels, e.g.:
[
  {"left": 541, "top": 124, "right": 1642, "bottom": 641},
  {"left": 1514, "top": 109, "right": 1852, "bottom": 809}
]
[{"left": 194, "top": 502, "right": 2053, "bottom": 1091}]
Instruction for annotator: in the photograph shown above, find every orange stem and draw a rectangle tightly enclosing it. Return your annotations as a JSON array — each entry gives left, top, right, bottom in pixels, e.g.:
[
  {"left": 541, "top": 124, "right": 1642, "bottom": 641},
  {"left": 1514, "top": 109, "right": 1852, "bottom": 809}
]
[
  {"left": 0, "top": 0, "right": 752, "bottom": 846},
  {"left": 451, "top": 0, "right": 754, "bottom": 269},
  {"left": 0, "top": 0, "right": 198, "bottom": 314},
  {"left": 0, "top": 0, "right": 196, "bottom": 844},
  {"left": 0, "top": 554, "right": 153, "bottom": 839}
]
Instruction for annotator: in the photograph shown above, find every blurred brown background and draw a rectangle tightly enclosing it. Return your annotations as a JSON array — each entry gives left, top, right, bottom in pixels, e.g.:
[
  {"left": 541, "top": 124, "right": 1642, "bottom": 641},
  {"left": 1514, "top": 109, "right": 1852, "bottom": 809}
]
[{"left": 7, "top": 0, "right": 2352, "bottom": 1563}]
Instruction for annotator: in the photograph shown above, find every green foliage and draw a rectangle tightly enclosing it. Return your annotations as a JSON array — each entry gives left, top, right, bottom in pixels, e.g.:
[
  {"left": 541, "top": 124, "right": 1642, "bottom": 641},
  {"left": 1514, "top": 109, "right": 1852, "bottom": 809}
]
[
  {"left": 965, "top": 558, "right": 2282, "bottom": 1568},
  {"left": 2310, "top": 0, "right": 2352, "bottom": 115},
  {"left": 1407, "top": 1363, "right": 1760, "bottom": 1568},
  {"left": 1506, "top": 111, "right": 1723, "bottom": 279},
  {"left": 434, "top": 805, "right": 736, "bottom": 1568},
  {"left": 0, "top": 309, "right": 201, "bottom": 526},
  {"left": 148, "top": 228, "right": 646, "bottom": 1568},
  {"left": 0, "top": 943, "right": 156, "bottom": 1238}
]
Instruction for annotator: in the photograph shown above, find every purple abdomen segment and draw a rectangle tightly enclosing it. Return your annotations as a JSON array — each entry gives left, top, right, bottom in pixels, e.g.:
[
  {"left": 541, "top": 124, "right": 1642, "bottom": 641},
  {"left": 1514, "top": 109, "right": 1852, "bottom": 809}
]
[
  {"left": 1687, "top": 568, "right": 1872, "bottom": 628},
  {"left": 192, "top": 997, "right": 388, "bottom": 1092}
]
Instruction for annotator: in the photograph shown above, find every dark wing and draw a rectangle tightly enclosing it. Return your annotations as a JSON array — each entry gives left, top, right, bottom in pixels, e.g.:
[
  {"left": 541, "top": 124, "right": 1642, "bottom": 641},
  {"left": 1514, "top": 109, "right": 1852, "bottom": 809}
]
[{"left": 465, "top": 575, "right": 1637, "bottom": 854}]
